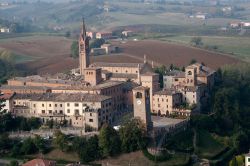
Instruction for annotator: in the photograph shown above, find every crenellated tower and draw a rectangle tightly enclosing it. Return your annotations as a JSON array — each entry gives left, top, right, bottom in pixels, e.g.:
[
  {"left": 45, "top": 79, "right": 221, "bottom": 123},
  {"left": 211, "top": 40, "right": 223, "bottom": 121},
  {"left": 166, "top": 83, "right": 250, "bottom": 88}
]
[{"left": 79, "top": 18, "right": 90, "bottom": 75}]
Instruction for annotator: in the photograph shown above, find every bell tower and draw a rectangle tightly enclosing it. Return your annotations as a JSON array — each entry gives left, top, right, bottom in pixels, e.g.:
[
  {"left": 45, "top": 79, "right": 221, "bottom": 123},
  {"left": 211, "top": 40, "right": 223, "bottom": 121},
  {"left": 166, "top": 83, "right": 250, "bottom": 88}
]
[
  {"left": 185, "top": 66, "right": 197, "bottom": 86},
  {"left": 133, "top": 86, "right": 153, "bottom": 131},
  {"left": 79, "top": 18, "right": 90, "bottom": 75}
]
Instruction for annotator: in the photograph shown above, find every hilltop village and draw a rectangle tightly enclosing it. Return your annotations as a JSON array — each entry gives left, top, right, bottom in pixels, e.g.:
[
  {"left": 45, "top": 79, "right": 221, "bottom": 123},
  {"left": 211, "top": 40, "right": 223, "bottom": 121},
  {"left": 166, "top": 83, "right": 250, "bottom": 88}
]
[{"left": 0, "top": 20, "right": 216, "bottom": 132}]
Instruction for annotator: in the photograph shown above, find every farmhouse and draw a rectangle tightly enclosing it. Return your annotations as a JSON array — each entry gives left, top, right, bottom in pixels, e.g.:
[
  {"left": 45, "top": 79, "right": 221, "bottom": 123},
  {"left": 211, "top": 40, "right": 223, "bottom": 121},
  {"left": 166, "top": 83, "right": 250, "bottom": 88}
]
[
  {"left": 0, "top": 27, "right": 10, "bottom": 33},
  {"left": 96, "top": 32, "right": 113, "bottom": 40}
]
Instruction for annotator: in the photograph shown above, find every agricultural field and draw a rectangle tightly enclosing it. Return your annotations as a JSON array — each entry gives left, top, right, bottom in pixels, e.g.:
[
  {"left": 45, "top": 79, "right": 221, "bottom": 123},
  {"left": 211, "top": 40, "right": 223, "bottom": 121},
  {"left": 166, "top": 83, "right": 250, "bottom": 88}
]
[
  {"left": 0, "top": 35, "right": 241, "bottom": 74},
  {"left": 115, "top": 40, "right": 240, "bottom": 69},
  {"left": 160, "top": 35, "right": 250, "bottom": 62}
]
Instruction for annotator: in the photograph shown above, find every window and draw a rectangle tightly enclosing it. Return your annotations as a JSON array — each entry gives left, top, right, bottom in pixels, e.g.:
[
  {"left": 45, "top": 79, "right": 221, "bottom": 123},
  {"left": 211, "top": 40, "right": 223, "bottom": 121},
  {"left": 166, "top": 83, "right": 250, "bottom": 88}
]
[
  {"left": 67, "top": 109, "right": 70, "bottom": 113},
  {"left": 59, "top": 110, "right": 63, "bottom": 114},
  {"left": 67, "top": 103, "right": 70, "bottom": 107},
  {"left": 75, "top": 109, "right": 79, "bottom": 115},
  {"left": 89, "top": 119, "right": 93, "bottom": 122},
  {"left": 136, "top": 92, "right": 142, "bottom": 99},
  {"left": 33, "top": 104, "right": 36, "bottom": 107},
  {"left": 42, "top": 110, "right": 45, "bottom": 114},
  {"left": 42, "top": 104, "right": 44, "bottom": 107},
  {"left": 49, "top": 110, "right": 52, "bottom": 114},
  {"left": 188, "top": 71, "right": 192, "bottom": 75},
  {"left": 90, "top": 113, "right": 92, "bottom": 116},
  {"left": 55, "top": 104, "right": 57, "bottom": 107},
  {"left": 75, "top": 103, "right": 79, "bottom": 107},
  {"left": 49, "top": 104, "right": 51, "bottom": 107},
  {"left": 60, "top": 104, "right": 63, "bottom": 107}
]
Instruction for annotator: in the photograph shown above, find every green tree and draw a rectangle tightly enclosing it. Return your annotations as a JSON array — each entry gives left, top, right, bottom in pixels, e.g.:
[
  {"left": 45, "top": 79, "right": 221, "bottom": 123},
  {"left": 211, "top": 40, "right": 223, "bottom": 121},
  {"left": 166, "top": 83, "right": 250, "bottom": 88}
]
[
  {"left": 21, "top": 137, "right": 38, "bottom": 155},
  {"left": 27, "top": 117, "right": 41, "bottom": 129},
  {"left": 99, "top": 124, "right": 121, "bottom": 157},
  {"left": 154, "top": 65, "right": 167, "bottom": 88},
  {"left": 70, "top": 41, "right": 79, "bottom": 59},
  {"left": 189, "top": 59, "right": 197, "bottom": 65},
  {"left": 119, "top": 118, "right": 147, "bottom": 153},
  {"left": 0, "top": 133, "right": 11, "bottom": 150},
  {"left": 234, "top": 131, "right": 249, "bottom": 153},
  {"left": 90, "top": 38, "right": 105, "bottom": 49},
  {"left": 190, "top": 37, "right": 203, "bottom": 46},
  {"left": 73, "top": 135, "right": 101, "bottom": 162},
  {"left": 8, "top": 160, "right": 19, "bottom": 166},
  {"left": 33, "top": 135, "right": 47, "bottom": 154},
  {"left": 53, "top": 130, "right": 68, "bottom": 152}
]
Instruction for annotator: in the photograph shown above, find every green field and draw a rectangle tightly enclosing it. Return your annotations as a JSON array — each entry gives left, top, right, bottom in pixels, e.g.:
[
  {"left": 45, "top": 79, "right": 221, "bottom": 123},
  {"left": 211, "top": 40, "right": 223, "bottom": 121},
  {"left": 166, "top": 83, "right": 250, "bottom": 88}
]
[{"left": 159, "top": 35, "right": 250, "bottom": 61}]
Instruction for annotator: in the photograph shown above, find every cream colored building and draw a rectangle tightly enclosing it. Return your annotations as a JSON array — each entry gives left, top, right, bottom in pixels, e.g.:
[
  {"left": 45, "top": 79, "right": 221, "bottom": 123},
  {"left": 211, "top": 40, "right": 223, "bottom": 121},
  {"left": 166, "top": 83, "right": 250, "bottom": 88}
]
[
  {"left": 11, "top": 93, "right": 113, "bottom": 130},
  {"left": 152, "top": 90, "right": 182, "bottom": 115}
]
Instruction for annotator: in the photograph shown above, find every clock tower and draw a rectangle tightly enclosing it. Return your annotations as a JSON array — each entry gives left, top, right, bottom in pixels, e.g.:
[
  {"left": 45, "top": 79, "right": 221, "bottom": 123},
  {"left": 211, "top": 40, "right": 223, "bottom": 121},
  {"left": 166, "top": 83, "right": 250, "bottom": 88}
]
[{"left": 133, "top": 86, "right": 153, "bottom": 131}]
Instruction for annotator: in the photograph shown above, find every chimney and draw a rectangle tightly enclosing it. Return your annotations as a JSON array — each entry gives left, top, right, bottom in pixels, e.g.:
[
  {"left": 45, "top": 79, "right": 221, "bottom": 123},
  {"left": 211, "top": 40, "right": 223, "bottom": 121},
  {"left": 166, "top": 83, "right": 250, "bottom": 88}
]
[
  {"left": 144, "top": 54, "right": 147, "bottom": 64},
  {"left": 137, "top": 64, "right": 141, "bottom": 85}
]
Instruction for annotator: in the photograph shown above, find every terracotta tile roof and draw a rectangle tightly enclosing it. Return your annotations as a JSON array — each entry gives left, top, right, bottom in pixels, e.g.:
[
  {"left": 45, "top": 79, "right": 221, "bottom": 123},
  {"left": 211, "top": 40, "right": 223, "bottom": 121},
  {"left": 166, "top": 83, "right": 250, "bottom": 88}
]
[
  {"left": 0, "top": 93, "right": 14, "bottom": 100},
  {"left": 22, "top": 159, "right": 56, "bottom": 166},
  {"left": 14, "top": 93, "right": 112, "bottom": 103},
  {"left": 92, "top": 62, "right": 143, "bottom": 68}
]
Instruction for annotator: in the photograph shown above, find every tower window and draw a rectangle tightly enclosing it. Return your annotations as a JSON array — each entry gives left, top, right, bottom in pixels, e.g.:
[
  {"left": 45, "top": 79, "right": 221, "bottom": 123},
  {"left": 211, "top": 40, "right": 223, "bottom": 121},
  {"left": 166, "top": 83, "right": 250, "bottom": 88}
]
[
  {"left": 136, "top": 92, "right": 142, "bottom": 99},
  {"left": 188, "top": 71, "right": 192, "bottom": 75}
]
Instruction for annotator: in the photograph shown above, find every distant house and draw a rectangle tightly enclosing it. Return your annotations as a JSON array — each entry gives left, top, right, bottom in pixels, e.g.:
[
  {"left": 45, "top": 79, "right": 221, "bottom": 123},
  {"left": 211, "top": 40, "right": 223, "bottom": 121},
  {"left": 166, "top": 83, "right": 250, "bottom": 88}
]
[
  {"left": 91, "top": 48, "right": 106, "bottom": 56},
  {"left": 195, "top": 13, "right": 207, "bottom": 20},
  {"left": 189, "top": 13, "right": 207, "bottom": 20},
  {"left": 96, "top": 32, "right": 112, "bottom": 40},
  {"left": 0, "top": 3, "right": 9, "bottom": 6},
  {"left": 222, "top": 6, "right": 232, "bottom": 12},
  {"left": 122, "top": 30, "right": 134, "bottom": 37},
  {"left": 241, "top": 22, "right": 250, "bottom": 28},
  {"left": 53, "top": 26, "right": 64, "bottom": 31},
  {"left": 23, "top": 159, "right": 56, "bottom": 166},
  {"left": 87, "top": 31, "right": 95, "bottom": 39},
  {"left": 0, "top": 28, "right": 10, "bottom": 33},
  {"left": 101, "top": 44, "right": 117, "bottom": 54},
  {"left": 229, "top": 22, "right": 240, "bottom": 28}
]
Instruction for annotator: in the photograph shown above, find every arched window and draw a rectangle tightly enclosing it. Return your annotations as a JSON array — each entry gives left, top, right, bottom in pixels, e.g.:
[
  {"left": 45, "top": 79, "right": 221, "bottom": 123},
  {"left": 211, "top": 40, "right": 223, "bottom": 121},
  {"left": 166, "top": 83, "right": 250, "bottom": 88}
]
[
  {"left": 136, "top": 92, "right": 143, "bottom": 99},
  {"left": 188, "top": 71, "right": 192, "bottom": 75}
]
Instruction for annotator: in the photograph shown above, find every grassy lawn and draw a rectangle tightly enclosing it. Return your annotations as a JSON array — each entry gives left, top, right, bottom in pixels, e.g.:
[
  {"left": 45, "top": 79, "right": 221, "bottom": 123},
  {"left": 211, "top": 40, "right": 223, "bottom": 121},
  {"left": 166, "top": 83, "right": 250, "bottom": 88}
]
[
  {"left": 195, "top": 130, "right": 227, "bottom": 159},
  {"left": 160, "top": 35, "right": 250, "bottom": 62}
]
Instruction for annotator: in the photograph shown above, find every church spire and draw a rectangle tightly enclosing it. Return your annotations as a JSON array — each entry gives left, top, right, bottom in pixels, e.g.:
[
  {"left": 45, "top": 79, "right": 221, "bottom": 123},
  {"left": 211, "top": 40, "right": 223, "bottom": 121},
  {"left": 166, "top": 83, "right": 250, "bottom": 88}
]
[{"left": 81, "top": 17, "right": 86, "bottom": 39}]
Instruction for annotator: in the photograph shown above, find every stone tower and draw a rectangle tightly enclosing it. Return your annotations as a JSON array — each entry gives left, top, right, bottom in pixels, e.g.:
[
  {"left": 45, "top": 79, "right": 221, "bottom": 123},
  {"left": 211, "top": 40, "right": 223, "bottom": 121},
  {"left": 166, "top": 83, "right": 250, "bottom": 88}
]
[
  {"left": 185, "top": 66, "right": 197, "bottom": 87},
  {"left": 79, "top": 18, "right": 90, "bottom": 75},
  {"left": 133, "top": 86, "right": 153, "bottom": 131}
]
